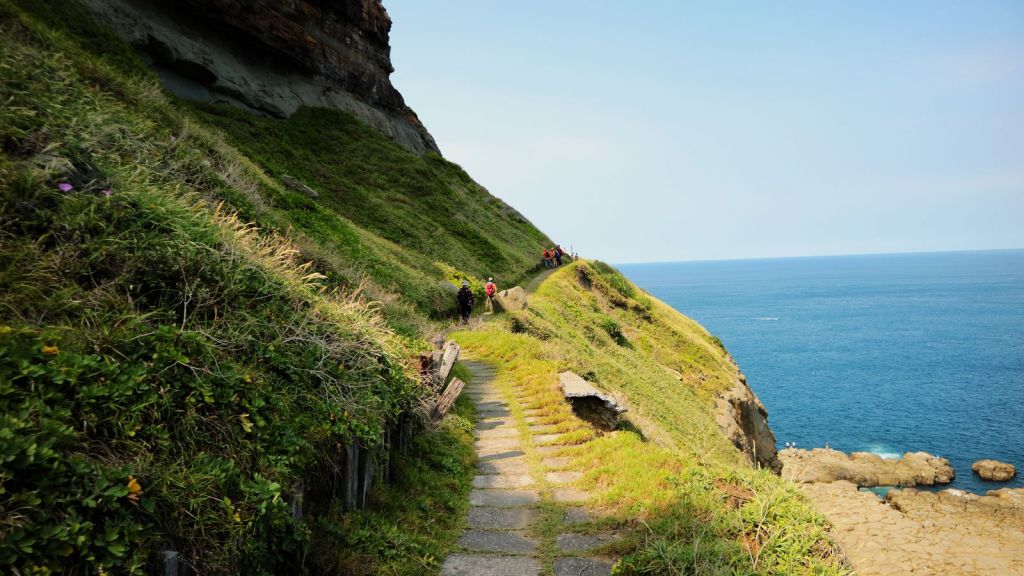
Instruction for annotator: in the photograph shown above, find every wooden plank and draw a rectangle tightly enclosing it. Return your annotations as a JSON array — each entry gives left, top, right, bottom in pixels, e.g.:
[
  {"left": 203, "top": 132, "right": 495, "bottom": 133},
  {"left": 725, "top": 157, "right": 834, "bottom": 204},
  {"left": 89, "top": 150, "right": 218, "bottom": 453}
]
[
  {"left": 430, "top": 377, "right": 466, "bottom": 421},
  {"left": 436, "top": 342, "right": 460, "bottom": 387}
]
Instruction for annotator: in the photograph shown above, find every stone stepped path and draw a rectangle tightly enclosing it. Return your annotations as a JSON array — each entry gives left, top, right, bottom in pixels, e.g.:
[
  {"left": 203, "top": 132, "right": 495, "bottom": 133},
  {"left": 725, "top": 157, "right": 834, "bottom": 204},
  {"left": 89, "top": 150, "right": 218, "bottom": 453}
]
[{"left": 441, "top": 361, "right": 616, "bottom": 576}]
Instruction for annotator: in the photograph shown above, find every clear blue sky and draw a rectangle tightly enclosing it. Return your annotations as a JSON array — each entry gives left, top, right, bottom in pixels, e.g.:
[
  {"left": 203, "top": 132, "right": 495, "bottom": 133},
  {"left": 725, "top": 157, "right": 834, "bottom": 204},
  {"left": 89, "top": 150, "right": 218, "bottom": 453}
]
[{"left": 385, "top": 1, "right": 1024, "bottom": 263}]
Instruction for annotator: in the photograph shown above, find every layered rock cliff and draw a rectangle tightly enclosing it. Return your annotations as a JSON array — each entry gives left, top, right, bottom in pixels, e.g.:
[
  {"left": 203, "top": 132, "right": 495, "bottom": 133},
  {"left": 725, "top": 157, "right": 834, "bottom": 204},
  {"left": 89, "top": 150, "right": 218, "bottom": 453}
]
[
  {"left": 715, "top": 370, "right": 781, "bottom": 472},
  {"left": 80, "top": 0, "right": 439, "bottom": 155}
]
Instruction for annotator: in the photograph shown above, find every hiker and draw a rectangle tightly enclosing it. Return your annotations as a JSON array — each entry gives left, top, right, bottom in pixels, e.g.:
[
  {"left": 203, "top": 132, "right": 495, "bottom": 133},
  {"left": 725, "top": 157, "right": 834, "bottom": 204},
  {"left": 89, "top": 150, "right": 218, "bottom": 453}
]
[
  {"left": 553, "top": 246, "right": 563, "bottom": 266},
  {"left": 484, "top": 277, "right": 497, "bottom": 312},
  {"left": 456, "top": 280, "right": 474, "bottom": 324},
  {"left": 542, "top": 249, "right": 552, "bottom": 269}
]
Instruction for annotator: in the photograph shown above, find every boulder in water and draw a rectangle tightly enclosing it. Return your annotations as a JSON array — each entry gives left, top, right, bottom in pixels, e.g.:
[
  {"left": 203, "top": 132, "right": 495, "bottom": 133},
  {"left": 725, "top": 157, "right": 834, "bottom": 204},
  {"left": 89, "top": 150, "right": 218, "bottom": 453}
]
[{"left": 972, "top": 460, "right": 1017, "bottom": 482}]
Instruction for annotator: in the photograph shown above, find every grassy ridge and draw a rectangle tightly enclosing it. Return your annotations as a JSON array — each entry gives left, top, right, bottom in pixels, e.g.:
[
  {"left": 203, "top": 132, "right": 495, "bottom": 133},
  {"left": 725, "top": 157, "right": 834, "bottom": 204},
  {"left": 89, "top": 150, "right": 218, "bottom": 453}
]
[{"left": 451, "top": 262, "right": 851, "bottom": 574}]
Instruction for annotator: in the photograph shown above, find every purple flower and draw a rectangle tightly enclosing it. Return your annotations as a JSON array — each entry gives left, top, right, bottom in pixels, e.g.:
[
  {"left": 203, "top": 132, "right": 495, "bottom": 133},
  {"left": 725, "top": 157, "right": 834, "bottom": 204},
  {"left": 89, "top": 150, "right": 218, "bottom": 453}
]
[
  {"left": 57, "top": 182, "right": 73, "bottom": 192},
  {"left": 100, "top": 189, "right": 113, "bottom": 197}
]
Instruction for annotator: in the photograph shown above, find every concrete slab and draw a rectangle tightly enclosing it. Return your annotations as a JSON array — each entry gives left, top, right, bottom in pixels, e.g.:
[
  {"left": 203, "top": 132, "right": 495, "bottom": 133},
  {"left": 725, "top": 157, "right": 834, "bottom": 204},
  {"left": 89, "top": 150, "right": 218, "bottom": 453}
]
[
  {"left": 551, "top": 488, "right": 590, "bottom": 504},
  {"left": 467, "top": 507, "right": 541, "bottom": 530},
  {"left": 555, "top": 533, "right": 615, "bottom": 552},
  {"left": 563, "top": 507, "right": 591, "bottom": 526},
  {"left": 475, "top": 438, "right": 521, "bottom": 453},
  {"left": 458, "top": 530, "right": 536, "bottom": 554},
  {"left": 476, "top": 427, "right": 520, "bottom": 440},
  {"left": 553, "top": 557, "right": 613, "bottom": 576},
  {"left": 473, "top": 474, "right": 535, "bottom": 489},
  {"left": 477, "top": 458, "right": 530, "bottom": 475},
  {"left": 545, "top": 471, "right": 583, "bottom": 484},
  {"left": 541, "top": 457, "right": 572, "bottom": 469},
  {"left": 441, "top": 553, "right": 540, "bottom": 576},
  {"left": 533, "top": 433, "right": 564, "bottom": 445},
  {"left": 470, "top": 489, "right": 540, "bottom": 507}
]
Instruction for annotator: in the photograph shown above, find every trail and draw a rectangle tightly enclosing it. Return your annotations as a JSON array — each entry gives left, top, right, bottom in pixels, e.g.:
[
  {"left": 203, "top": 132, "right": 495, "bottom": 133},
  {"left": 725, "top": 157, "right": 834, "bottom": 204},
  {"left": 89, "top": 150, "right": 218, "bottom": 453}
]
[{"left": 440, "top": 361, "right": 615, "bottom": 576}]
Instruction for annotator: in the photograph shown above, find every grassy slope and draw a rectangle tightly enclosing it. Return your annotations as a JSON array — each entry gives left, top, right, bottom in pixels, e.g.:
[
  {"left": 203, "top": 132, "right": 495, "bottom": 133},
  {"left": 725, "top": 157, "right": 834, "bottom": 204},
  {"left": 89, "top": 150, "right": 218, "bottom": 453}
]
[
  {"left": 0, "top": 2, "right": 480, "bottom": 574},
  {"left": 452, "top": 262, "right": 851, "bottom": 575}
]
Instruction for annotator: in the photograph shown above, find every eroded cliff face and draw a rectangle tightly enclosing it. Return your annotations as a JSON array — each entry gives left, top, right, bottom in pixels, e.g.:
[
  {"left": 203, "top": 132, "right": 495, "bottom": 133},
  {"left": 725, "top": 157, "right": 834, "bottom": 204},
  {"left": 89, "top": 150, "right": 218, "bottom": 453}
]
[
  {"left": 714, "top": 371, "right": 781, "bottom": 473},
  {"left": 80, "top": 0, "right": 439, "bottom": 155}
]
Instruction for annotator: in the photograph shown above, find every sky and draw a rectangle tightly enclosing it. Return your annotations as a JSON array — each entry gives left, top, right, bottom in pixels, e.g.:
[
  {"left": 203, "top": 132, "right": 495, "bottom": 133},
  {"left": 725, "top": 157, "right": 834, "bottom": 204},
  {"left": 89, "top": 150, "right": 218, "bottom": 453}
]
[{"left": 385, "top": 1, "right": 1024, "bottom": 263}]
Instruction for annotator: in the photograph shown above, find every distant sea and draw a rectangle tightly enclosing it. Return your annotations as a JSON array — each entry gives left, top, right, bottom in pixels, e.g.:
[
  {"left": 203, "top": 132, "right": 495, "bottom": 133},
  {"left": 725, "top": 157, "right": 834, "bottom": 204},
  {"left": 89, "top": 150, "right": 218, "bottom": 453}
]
[{"left": 619, "top": 250, "right": 1024, "bottom": 494}]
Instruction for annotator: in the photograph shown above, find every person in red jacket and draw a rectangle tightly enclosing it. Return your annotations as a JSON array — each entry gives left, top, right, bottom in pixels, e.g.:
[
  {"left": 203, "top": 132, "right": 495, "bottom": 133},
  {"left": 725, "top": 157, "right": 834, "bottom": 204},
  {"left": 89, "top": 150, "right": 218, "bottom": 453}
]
[{"left": 484, "top": 277, "right": 497, "bottom": 313}]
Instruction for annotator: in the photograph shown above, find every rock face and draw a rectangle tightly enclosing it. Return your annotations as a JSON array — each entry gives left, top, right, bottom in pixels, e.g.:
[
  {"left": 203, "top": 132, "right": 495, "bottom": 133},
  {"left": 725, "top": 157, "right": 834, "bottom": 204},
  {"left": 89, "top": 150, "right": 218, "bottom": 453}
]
[
  {"left": 80, "top": 0, "right": 439, "bottom": 155},
  {"left": 780, "top": 448, "right": 955, "bottom": 487},
  {"left": 491, "top": 286, "right": 528, "bottom": 313},
  {"left": 972, "top": 459, "right": 1017, "bottom": 482},
  {"left": 714, "top": 373, "right": 780, "bottom": 473}
]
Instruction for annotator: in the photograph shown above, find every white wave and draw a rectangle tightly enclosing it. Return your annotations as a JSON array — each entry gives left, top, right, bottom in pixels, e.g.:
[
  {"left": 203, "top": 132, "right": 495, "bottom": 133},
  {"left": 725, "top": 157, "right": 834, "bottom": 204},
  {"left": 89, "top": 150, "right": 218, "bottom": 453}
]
[{"left": 753, "top": 317, "right": 779, "bottom": 321}]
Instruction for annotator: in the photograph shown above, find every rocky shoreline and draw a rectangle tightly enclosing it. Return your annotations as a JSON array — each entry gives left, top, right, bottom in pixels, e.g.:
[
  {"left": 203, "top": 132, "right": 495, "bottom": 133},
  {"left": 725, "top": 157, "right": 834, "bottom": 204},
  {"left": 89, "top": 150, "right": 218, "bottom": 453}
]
[{"left": 781, "top": 448, "right": 1024, "bottom": 575}]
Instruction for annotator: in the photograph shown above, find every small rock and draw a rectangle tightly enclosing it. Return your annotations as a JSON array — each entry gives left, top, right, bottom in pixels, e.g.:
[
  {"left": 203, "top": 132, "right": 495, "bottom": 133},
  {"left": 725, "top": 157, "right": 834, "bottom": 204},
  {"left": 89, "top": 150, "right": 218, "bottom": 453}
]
[{"left": 972, "top": 460, "right": 1017, "bottom": 482}]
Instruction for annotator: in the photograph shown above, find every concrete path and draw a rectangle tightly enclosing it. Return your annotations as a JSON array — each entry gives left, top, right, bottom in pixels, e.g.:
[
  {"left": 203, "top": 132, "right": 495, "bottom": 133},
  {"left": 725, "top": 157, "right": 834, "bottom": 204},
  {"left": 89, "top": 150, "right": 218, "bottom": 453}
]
[{"left": 441, "top": 361, "right": 616, "bottom": 576}]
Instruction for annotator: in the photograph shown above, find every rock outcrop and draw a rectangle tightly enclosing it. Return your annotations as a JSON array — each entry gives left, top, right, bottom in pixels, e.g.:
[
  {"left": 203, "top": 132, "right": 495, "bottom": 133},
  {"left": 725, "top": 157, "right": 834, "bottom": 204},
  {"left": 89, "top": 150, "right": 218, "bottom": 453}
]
[
  {"left": 780, "top": 448, "right": 955, "bottom": 487},
  {"left": 491, "top": 286, "right": 528, "bottom": 313},
  {"left": 80, "top": 0, "right": 439, "bottom": 155},
  {"left": 714, "top": 372, "right": 780, "bottom": 473},
  {"left": 972, "top": 459, "right": 1017, "bottom": 482},
  {"left": 558, "top": 371, "right": 626, "bottom": 431}
]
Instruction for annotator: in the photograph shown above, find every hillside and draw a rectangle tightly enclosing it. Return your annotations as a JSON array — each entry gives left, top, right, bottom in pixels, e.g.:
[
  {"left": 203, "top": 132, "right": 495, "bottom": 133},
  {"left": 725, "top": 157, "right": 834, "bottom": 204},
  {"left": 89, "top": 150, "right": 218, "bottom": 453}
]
[{"left": 1, "top": 1, "right": 848, "bottom": 574}]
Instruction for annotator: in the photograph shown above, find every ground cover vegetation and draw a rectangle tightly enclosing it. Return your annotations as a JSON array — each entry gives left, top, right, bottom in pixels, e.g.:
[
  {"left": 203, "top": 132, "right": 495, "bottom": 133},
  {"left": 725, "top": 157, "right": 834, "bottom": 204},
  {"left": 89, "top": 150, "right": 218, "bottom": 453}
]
[{"left": 451, "top": 262, "right": 852, "bottom": 575}]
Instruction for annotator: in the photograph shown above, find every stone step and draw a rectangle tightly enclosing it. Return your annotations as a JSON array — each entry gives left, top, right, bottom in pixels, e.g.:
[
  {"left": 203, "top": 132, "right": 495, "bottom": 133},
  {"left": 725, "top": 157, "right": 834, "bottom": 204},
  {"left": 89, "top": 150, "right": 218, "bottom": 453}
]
[
  {"left": 551, "top": 488, "right": 590, "bottom": 504},
  {"left": 473, "top": 474, "right": 535, "bottom": 489},
  {"left": 475, "top": 438, "right": 521, "bottom": 454},
  {"left": 533, "top": 433, "right": 565, "bottom": 445},
  {"left": 441, "top": 554, "right": 540, "bottom": 576},
  {"left": 477, "top": 457, "right": 530, "bottom": 475},
  {"left": 555, "top": 533, "right": 617, "bottom": 553},
  {"left": 553, "top": 557, "right": 613, "bottom": 576},
  {"left": 545, "top": 471, "right": 582, "bottom": 484},
  {"left": 562, "top": 507, "right": 591, "bottom": 526},
  {"left": 467, "top": 506, "right": 541, "bottom": 530},
  {"left": 476, "top": 427, "right": 520, "bottom": 440},
  {"left": 541, "top": 457, "right": 572, "bottom": 469},
  {"left": 458, "top": 529, "right": 536, "bottom": 554},
  {"left": 470, "top": 489, "right": 540, "bottom": 507}
]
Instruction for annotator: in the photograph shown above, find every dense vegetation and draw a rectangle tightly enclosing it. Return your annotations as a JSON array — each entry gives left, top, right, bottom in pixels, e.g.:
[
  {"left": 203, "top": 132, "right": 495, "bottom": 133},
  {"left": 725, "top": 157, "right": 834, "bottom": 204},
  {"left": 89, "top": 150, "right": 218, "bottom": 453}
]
[
  {"left": 1, "top": 0, "right": 849, "bottom": 574},
  {"left": 451, "top": 262, "right": 851, "bottom": 574}
]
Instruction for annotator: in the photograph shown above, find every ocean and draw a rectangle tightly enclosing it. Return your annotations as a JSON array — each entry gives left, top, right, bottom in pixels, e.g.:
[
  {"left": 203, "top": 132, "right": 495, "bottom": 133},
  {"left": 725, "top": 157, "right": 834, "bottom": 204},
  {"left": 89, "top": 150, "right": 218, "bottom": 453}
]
[{"left": 619, "top": 250, "right": 1024, "bottom": 494}]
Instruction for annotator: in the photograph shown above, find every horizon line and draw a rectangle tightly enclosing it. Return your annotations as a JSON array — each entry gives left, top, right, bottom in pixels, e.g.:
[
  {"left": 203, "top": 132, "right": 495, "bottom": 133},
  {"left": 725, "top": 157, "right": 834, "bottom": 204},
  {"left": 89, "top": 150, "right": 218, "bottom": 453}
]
[{"left": 614, "top": 246, "right": 1024, "bottom": 267}]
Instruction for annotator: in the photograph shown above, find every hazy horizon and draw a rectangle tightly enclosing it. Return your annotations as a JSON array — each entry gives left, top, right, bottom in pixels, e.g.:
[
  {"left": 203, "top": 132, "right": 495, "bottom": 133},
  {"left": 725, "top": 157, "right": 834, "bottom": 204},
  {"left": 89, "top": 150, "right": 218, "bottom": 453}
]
[
  {"left": 386, "top": 1, "right": 1024, "bottom": 263},
  {"left": 614, "top": 246, "right": 1024, "bottom": 266}
]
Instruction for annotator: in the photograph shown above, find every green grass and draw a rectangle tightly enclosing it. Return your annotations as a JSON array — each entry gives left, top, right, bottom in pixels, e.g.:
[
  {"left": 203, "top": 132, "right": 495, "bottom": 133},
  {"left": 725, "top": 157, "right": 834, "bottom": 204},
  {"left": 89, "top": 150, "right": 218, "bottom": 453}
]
[{"left": 450, "top": 264, "right": 852, "bottom": 575}]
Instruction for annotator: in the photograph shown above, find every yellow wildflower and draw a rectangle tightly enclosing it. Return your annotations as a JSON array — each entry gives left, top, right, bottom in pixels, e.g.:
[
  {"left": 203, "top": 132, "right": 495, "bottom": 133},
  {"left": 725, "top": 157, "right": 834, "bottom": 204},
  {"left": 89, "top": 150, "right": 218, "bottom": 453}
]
[
  {"left": 127, "top": 475, "right": 143, "bottom": 504},
  {"left": 41, "top": 344, "right": 59, "bottom": 355}
]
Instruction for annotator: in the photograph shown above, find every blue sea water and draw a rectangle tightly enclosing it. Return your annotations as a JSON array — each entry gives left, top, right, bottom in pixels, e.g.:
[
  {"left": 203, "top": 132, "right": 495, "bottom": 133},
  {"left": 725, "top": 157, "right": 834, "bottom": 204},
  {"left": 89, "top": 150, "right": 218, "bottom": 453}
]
[{"left": 619, "top": 250, "right": 1024, "bottom": 494}]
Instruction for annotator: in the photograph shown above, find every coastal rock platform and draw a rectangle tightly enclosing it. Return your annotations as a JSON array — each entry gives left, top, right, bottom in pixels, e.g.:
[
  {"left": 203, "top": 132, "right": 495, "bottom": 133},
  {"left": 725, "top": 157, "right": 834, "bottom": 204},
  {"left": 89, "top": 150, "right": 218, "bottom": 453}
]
[
  {"left": 799, "top": 481, "right": 1024, "bottom": 575},
  {"left": 780, "top": 447, "right": 954, "bottom": 486}
]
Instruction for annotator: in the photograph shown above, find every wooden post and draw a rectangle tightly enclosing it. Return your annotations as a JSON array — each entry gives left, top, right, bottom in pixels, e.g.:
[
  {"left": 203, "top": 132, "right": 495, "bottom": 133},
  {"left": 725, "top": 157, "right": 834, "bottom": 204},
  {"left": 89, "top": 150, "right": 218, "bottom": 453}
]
[
  {"left": 343, "top": 443, "right": 359, "bottom": 510},
  {"left": 290, "top": 480, "right": 304, "bottom": 521},
  {"left": 437, "top": 342, "right": 460, "bottom": 388},
  {"left": 430, "top": 377, "right": 466, "bottom": 422},
  {"left": 356, "top": 441, "right": 374, "bottom": 509}
]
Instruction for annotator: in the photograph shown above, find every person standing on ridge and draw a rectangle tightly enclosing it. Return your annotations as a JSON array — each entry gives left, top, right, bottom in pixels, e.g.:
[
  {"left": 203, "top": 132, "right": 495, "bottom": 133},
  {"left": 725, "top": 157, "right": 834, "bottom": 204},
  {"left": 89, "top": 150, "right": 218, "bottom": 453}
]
[
  {"left": 484, "top": 277, "right": 497, "bottom": 313},
  {"left": 456, "top": 280, "right": 475, "bottom": 324},
  {"left": 553, "top": 246, "right": 563, "bottom": 266}
]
